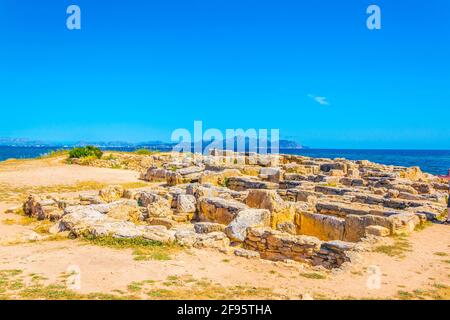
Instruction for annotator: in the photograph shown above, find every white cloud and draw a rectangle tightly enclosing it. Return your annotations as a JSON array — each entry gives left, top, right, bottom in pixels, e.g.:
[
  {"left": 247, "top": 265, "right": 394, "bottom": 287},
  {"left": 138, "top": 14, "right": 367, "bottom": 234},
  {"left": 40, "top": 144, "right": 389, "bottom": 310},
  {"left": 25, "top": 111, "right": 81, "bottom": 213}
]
[{"left": 308, "top": 94, "right": 329, "bottom": 106}]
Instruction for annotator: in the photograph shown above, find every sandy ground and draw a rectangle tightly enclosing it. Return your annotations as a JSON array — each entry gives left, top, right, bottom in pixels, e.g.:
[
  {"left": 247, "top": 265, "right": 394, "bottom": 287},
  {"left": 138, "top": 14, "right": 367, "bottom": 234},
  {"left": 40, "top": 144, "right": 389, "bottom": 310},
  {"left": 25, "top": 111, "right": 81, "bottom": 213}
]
[
  {"left": 0, "top": 158, "right": 449, "bottom": 300},
  {"left": 0, "top": 157, "right": 140, "bottom": 186}
]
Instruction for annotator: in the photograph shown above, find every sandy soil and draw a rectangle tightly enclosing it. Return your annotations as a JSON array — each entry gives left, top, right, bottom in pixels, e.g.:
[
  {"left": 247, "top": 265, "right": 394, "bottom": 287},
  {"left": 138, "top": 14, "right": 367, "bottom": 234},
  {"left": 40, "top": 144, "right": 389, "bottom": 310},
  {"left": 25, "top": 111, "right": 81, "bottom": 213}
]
[
  {"left": 0, "top": 158, "right": 449, "bottom": 300},
  {"left": 0, "top": 157, "right": 140, "bottom": 186}
]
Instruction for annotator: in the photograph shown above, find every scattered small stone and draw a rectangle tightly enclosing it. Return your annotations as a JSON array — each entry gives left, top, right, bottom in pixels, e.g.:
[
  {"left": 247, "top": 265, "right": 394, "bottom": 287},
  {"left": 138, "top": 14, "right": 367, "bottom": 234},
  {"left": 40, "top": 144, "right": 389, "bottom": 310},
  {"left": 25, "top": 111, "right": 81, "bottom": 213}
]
[{"left": 234, "top": 248, "right": 260, "bottom": 259}]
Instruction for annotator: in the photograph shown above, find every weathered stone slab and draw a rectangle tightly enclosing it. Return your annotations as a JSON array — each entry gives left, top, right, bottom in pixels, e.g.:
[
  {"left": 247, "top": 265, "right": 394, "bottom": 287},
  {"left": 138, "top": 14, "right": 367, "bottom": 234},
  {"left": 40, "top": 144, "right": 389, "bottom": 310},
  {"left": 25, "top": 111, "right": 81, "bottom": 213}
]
[
  {"left": 258, "top": 167, "right": 282, "bottom": 183},
  {"left": 197, "top": 196, "right": 248, "bottom": 224},
  {"left": 343, "top": 214, "right": 392, "bottom": 242},
  {"left": 296, "top": 211, "right": 345, "bottom": 241},
  {"left": 314, "top": 185, "right": 353, "bottom": 196},
  {"left": 194, "top": 222, "right": 226, "bottom": 234},
  {"left": 198, "top": 169, "right": 241, "bottom": 186},
  {"left": 227, "top": 177, "right": 278, "bottom": 191}
]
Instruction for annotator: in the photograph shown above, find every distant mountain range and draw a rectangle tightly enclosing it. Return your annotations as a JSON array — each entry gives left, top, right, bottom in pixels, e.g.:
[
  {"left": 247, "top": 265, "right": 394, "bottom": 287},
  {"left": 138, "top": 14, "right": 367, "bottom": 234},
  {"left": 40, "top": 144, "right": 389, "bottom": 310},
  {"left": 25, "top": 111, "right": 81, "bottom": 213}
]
[{"left": 0, "top": 137, "right": 308, "bottom": 150}]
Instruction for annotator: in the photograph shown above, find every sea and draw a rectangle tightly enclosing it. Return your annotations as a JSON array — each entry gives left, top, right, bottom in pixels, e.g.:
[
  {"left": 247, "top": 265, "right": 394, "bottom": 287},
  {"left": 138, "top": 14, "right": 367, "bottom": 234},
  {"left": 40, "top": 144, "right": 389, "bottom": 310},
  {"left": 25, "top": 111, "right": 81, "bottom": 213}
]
[{"left": 0, "top": 146, "right": 449, "bottom": 176}]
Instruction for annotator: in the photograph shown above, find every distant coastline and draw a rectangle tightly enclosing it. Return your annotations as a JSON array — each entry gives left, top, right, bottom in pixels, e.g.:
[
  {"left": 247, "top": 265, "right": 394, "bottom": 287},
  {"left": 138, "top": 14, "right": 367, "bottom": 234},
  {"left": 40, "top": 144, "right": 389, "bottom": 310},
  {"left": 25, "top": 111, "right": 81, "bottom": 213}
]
[{"left": 1, "top": 145, "right": 450, "bottom": 176}]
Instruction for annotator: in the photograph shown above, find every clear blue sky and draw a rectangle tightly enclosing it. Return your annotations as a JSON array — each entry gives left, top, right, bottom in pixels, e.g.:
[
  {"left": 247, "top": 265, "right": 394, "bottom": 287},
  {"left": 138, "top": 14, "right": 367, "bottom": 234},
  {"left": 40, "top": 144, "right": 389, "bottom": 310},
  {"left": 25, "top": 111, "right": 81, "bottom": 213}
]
[{"left": 0, "top": 0, "right": 449, "bottom": 149}]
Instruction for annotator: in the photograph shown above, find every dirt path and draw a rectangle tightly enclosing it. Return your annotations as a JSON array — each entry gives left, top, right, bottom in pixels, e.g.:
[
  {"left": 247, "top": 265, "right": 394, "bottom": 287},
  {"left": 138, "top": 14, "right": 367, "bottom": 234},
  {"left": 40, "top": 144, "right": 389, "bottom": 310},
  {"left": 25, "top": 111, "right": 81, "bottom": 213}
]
[{"left": 0, "top": 157, "right": 140, "bottom": 187}]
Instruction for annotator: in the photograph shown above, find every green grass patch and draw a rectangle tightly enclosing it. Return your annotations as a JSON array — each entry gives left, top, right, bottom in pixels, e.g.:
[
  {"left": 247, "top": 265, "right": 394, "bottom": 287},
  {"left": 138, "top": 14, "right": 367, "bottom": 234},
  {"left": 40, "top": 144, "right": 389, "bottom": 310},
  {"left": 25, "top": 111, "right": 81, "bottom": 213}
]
[
  {"left": 374, "top": 235, "right": 412, "bottom": 258},
  {"left": 83, "top": 235, "right": 182, "bottom": 261},
  {"left": 221, "top": 177, "right": 230, "bottom": 188},
  {"left": 397, "top": 284, "right": 450, "bottom": 300}
]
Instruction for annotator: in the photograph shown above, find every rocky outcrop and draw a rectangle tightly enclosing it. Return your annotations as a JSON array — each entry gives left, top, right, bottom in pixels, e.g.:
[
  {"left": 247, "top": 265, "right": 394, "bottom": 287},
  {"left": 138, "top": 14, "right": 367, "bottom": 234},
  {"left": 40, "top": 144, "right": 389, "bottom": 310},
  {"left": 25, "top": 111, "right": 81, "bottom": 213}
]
[
  {"left": 258, "top": 167, "right": 282, "bottom": 183},
  {"left": 295, "top": 211, "right": 345, "bottom": 241},
  {"left": 165, "top": 166, "right": 205, "bottom": 185},
  {"left": 224, "top": 209, "right": 271, "bottom": 242},
  {"left": 227, "top": 177, "right": 278, "bottom": 191},
  {"left": 20, "top": 149, "right": 445, "bottom": 270},
  {"left": 175, "top": 229, "right": 230, "bottom": 249},
  {"left": 23, "top": 195, "right": 63, "bottom": 221},
  {"left": 198, "top": 169, "right": 241, "bottom": 186},
  {"left": 176, "top": 194, "right": 196, "bottom": 213},
  {"left": 194, "top": 222, "right": 226, "bottom": 234},
  {"left": 243, "top": 227, "right": 355, "bottom": 269},
  {"left": 140, "top": 167, "right": 168, "bottom": 182},
  {"left": 245, "top": 189, "right": 296, "bottom": 229},
  {"left": 147, "top": 196, "right": 172, "bottom": 217}
]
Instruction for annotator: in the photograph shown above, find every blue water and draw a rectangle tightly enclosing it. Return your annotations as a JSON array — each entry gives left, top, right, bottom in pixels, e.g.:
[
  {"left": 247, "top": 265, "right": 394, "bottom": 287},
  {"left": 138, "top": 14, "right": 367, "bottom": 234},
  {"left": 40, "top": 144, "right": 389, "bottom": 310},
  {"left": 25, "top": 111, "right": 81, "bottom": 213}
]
[
  {"left": 280, "top": 149, "right": 450, "bottom": 176},
  {"left": 1, "top": 146, "right": 450, "bottom": 176}
]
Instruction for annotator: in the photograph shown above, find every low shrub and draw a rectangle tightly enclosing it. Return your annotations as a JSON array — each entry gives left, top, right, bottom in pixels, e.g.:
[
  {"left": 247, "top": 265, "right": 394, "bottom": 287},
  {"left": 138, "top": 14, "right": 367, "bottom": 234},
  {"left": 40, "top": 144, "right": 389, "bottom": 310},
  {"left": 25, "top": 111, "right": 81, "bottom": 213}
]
[{"left": 68, "top": 146, "right": 103, "bottom": 159}]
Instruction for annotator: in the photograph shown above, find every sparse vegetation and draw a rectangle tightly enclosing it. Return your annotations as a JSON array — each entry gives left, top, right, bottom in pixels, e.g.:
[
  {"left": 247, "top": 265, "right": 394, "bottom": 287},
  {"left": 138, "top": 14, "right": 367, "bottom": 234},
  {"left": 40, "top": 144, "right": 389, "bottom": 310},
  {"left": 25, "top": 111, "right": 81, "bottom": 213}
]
[
  {"left": 2, "top": 212, "right": 49, "bottom": 231},
  {"left": 434, "top": 252, "right": 448, "bottom": 257},
  {"left": 168, "top": 165, "right": 178, "bottom": 172},
  {"left": 134, "top": 149, "right": 159, "bottom": 155},
  {"left": 2, "top": 219, "right": 17, "bottom": 225},
  {"left": 397, "top": 284, "right": 450, "bottom": 300},
  {"left": 0, "top": 269, "right": 137, "bottom": 300},
  {"left": 122, "top": 275, "right": 280, "bottom": 300},
  {"left": 76, "top": 155, "right": 99, "bottom": 166},
  {"left": 83, "top": 235, "right": 182, "bottom": 261},
  {"left": 414, "top": 221, "right": 432, "bottom": 231},
  {"left": 0, "top": 181, "right": 149, "bottom": 203},
  {"left": 103, "top": 153, "right": 116, "bottom": 161},
  {"left": 374, "top": 235, "right": 412, "bottom": 258},
  {"left": 221, "top": 177, "right": 230, "bottom": 188},
  {"left": 39, "top": 149, "right": 68, "bottom": 159},
  {"left": 324, "top": 182, "right": 338, "bottom": 187},
  {"left": 299, "top": 272, "right": 326, "bottom": 280}
]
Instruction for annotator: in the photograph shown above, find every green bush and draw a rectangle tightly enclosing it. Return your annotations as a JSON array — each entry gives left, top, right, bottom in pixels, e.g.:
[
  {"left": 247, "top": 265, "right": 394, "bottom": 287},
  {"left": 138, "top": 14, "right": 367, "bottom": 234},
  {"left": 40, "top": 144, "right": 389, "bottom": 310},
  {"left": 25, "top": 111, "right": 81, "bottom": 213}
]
[
  {"left": 134, "top": 149, "right": 159, "bottom": 155},
  {"left": 68, "top": 146, "right": 103, "bottom": 159}
]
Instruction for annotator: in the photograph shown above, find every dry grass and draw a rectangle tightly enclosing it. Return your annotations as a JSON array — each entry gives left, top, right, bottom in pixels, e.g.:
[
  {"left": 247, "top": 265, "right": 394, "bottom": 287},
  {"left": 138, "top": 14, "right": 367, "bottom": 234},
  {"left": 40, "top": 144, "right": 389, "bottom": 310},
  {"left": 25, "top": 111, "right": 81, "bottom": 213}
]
[
  {"left": 0, "top": 269, "right": 137, "bottom": 300},
  {"left": 414, "top": 221, "right": 432, "bottom": 231},
  {"left": 129, "top": 275, "right": 280, "bottom": 300},
  {"left": 83, "top": 235, "right": 183, "bottom": 261},
  {"left": 1, "top": 208, "right": 53, "bottom": 234},
  {"left": 374, "top": 235, "right": 412, "bottom": 258},
  {"left": 0, "top": 269, "right": 279, "bottom": 300},
  {"left": 397, "top": 284, "right": 450, "bottom": 300}
]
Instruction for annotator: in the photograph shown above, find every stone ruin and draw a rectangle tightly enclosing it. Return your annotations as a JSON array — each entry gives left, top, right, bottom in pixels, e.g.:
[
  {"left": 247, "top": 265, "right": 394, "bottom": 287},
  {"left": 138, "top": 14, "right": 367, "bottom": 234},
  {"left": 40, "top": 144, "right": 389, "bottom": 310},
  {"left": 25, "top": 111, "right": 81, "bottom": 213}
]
[{"left": 23, "top": 150, "right": 448, "bottom": 269}]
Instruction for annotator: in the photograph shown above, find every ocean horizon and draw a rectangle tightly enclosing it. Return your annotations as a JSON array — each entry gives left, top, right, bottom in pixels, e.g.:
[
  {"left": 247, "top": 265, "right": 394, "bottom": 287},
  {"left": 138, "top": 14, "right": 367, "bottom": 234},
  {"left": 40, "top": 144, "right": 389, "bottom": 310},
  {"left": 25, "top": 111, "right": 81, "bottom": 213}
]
[{"left": 1, "top": 146, "right": 449, "bottom": 176}]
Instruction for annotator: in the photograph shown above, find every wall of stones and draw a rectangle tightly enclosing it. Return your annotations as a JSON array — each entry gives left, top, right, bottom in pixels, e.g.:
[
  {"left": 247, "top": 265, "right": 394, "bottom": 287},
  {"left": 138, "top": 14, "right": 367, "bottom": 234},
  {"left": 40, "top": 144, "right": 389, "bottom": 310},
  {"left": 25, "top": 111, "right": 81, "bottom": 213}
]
[{"left": 244, "top": 227, "right": 355, "bottom": 269}]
